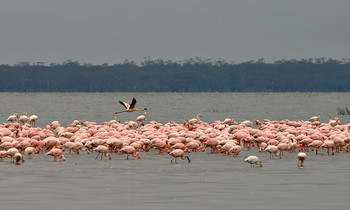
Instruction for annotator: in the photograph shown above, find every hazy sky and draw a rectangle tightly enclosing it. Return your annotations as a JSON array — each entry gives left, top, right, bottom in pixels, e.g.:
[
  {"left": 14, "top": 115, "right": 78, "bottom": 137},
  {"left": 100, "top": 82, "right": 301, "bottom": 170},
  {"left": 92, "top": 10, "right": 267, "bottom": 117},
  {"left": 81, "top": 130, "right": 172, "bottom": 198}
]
[{"left": 1, "top": 0, "right": 349, "bottom": 65}]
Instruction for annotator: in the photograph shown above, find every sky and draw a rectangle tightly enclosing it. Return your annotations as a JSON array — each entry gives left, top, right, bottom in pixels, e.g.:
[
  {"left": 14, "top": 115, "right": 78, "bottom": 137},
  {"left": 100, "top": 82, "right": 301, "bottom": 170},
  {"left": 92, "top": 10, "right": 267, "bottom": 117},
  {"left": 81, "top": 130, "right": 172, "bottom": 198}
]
[{"left": 0, "top": 0, "right": 350, "bottom": 65}]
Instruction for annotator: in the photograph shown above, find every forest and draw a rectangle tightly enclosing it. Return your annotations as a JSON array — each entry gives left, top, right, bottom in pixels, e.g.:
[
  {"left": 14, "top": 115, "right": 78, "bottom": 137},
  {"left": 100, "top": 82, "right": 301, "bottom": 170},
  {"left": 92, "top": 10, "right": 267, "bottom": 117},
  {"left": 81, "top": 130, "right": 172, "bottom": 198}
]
[{"left": 1, "top": 57, "right": 350, "bottom": 92}]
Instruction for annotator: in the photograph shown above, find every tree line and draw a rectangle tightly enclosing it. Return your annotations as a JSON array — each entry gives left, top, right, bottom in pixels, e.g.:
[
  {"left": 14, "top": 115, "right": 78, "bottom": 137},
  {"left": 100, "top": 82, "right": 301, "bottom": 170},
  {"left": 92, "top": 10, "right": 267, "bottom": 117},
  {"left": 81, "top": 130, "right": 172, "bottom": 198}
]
[{"left": 1, "top": 57, "right": 350, "bottom": 92}]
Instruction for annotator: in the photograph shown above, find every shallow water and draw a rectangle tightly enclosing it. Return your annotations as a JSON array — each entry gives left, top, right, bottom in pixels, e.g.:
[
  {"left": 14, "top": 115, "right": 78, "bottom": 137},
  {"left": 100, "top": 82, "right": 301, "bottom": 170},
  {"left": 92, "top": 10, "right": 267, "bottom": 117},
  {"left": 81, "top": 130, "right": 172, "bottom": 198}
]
[{"left": 1, "top": 92, "right": 350, "bottom": 210}]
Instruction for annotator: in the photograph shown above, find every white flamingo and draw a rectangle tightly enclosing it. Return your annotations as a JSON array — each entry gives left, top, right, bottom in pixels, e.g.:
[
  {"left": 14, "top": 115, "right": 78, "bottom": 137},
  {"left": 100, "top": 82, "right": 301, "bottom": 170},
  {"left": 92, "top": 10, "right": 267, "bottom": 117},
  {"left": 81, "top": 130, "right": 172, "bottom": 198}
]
[
  {"left": 28, "top": 115, "right": 38, "bottom": 127},
  {"left": 18, "top": 112, "right": 28, "bottom": 125},
  {"left": 297, "top": 152, "right": 307, "bottom": 167},
  {"left": 265, "top": 145, "right": 279, "bottom": 159},
  {"left": 7, "top": 113, "right": 19, "bottom": 123},
  {"left": 188, "top": 113, "right": 202, "bottom": 125},
  {"left": 244, "top": 155, "right": 263, "bottom": 167},
  {"left": 136, "top": 112, "right": 147, "bottom": 127}
]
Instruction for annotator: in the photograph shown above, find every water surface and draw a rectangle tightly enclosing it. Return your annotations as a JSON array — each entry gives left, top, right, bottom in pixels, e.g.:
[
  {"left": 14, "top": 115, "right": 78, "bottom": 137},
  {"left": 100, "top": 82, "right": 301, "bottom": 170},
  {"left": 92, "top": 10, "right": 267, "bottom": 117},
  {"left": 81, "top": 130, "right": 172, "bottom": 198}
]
[{"left": 1, "top": 92, "right": 350, "bottom": 210}]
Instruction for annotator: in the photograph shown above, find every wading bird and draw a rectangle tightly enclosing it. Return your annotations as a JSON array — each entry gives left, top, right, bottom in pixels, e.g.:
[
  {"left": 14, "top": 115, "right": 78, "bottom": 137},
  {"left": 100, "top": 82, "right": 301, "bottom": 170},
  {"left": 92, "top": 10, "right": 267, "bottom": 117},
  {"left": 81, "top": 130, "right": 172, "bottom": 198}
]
[
  {"left": 115, "top": 98, "right": 147, "bottom": 114},
  {"left": 244, "top": 155, "right": 263, "bottom": 167},
  {"left": 297, "top": 152, "right": 307, "bottom": 168},
  {"left": 169, "top": 149, "right": 191, "bottom": 164},
  {"left": 7, "top": 113, "right": 18, "bottom": 123}
]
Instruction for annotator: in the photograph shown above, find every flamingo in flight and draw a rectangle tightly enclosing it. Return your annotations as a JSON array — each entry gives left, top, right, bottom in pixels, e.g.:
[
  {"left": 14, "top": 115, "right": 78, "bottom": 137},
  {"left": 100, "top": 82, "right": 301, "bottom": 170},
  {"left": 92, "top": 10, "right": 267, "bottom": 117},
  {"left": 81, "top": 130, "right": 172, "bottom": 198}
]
[{"left": 115, "top": 98, "right": 147, "bottom": 114}]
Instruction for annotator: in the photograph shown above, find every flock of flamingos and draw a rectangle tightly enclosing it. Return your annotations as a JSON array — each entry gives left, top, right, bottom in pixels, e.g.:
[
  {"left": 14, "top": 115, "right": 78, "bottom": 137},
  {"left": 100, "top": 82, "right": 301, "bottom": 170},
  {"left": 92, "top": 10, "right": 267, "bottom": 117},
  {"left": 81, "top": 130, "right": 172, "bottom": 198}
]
[{"left": 0, "top": 98, "right": 348, "bottom": 168}]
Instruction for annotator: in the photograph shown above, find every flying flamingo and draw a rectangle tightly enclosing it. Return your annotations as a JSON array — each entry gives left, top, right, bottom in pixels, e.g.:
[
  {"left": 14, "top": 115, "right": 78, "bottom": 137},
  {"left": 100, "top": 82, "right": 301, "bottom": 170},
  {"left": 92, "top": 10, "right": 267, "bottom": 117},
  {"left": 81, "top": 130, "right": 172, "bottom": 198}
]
[
  {"left": 297, "top": 152, "right": 307, "bottom": 167},
  {"left": 169, "top": 149, "right": 191, "bottom": 163},
  {"left": 115, "top": 98, "right": 147, "bottom": 114},
  {"left": 244, "top": 155, "right": 262, "bottom": 167}
]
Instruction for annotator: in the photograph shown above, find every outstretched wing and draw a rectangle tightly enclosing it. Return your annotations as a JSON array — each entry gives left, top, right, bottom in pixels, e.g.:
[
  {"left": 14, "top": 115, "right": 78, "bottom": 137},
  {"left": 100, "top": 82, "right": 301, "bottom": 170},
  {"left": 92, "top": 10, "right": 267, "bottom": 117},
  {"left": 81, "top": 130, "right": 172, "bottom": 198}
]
[
  {"left": 119, "top": 101, "right": 130, "bottom": 109},
  {"left": 130, "top": 98, "right": 137, "bottom": 109}
]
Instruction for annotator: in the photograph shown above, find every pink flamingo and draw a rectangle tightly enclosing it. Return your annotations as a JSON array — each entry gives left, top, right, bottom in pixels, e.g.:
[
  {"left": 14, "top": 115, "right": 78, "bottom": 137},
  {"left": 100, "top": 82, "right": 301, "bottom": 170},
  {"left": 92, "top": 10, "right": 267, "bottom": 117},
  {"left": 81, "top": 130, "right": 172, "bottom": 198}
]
[
  {"left": 277, "top": 142, "right": 290, "bottom": 158},
  {"left": 308, "top": 140, "right": 323, "bottom": 155},
  {"left": 229, "top": 139, "right": 244, "bottom": 156},
  {"left": 115, "top": 98, "right": 147, "bottom": 114},
  {"left": 121, "top": 146, "right": 141, "bottom": 160},
  {"left": 321, "top": 140, "right": 335, "bottom": 155},
  {"left": 204, "top": 138, "right": 219, "bottom": 154},
  {"left": 169, "top": 149, "right": 191, "bottom": 163},
  {"left": 0, "top": 151, "right": 10, "bottom": 160},
  {"left": 46, "top": 148, "right": 66, "bottom": 161},
  {"left": 186, "top": 141, "right": 205, "bottom": 152},
  {"left": 94, "top": 145, "right": 111, "bottom": 160},
  {"left": 151, "top": 140, "right": 170, "bottom": 154},
  {"left": 297, "top": 152, "right": 307, "bottom": 167}
]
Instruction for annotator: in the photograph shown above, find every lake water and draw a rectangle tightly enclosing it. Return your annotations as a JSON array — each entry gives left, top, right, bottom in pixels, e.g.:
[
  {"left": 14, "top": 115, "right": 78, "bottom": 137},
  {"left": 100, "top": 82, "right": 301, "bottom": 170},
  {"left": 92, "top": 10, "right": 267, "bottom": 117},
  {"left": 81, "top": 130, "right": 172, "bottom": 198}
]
[{"left": 1, "top": 92, "right": 350, "bottom": 210}]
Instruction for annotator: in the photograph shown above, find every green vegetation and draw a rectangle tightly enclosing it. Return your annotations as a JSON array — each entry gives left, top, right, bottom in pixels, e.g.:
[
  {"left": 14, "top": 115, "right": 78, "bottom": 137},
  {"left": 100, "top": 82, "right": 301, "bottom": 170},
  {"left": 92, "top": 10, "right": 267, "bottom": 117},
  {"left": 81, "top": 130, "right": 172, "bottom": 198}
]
[{"left": 1, "top": 57, "right": 350, "bottom": 92}]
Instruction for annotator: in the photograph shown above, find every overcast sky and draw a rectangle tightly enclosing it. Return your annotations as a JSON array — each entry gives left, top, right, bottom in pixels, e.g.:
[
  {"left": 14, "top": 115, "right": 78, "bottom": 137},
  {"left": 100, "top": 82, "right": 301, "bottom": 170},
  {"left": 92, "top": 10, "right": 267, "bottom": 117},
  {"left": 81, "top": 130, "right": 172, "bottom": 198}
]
[{"left": 0, "top": 0, "right": 349, "bottom": 65}]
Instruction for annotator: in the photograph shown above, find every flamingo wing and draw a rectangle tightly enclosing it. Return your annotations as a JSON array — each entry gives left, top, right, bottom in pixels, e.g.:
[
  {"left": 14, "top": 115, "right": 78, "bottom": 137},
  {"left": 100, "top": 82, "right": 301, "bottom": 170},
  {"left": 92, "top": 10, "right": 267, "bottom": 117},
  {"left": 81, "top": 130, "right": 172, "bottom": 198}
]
[
  {"left": 130, "top": 98, "right": 137, "bottom": 109},
  {"left": 119, "top": 101, "right": 130, "bottom": 110}
]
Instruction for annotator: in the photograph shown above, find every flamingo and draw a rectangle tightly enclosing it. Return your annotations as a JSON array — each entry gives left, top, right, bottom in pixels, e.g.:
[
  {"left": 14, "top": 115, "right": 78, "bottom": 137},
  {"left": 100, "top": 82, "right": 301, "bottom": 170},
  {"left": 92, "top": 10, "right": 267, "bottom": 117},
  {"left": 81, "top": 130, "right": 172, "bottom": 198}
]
[
  {"left": 244, "top": 155, "right": 262, "bottom": 167},
  {"left": 7, "top": 113, "right": 19, "bottom": 123},
  {"left": 169, "top": 149, "right": 191, "bottom": 163},
  {"left": 121, "top": 146, "right": 141, "bottom": 160},
  {"left": 46, "top": 148, "right": 66, "bottom": 162},
  {"left": 309, "top": 115, "right": 320, "bottom": 122},
  {"left": 187, "top": 113, "right": 202, "bottom": 125},
  {"left": 224, "top": 118, "right": 237, "bottom": 125},
  {"left": 6, "top": 148, "right": 20, "bottom": 162},
  {"left": 18, "top": 112, "right": 28, "bottom": 125},
  {"left": 115, "top": 98, "right": 147, "bottom": 114},
  {"left": 14, "top": 152, "right": 24, "bottom": 165},
  {"left": 94, "top": 145, "right": 111, "bottom": 160},
  {"left": 24, "top": 147, "right": 37, "bottom": 159},
  {"left": 297, "top": 152, "right": 307, "bottom": 167},
  {"left": 229, "top": 139, "right": 244, "bottom": 156},
  {"left": 265, "top": 145, "right": 279, "bottom": 159},
  {"left": 28, "top": 115, "right": 38, "bottom": 127},
  {"left": 136, "top": 112, "right": 147, "bottom": 127}
]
